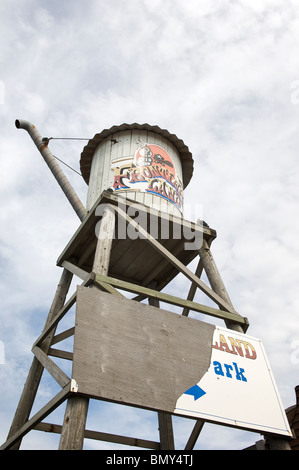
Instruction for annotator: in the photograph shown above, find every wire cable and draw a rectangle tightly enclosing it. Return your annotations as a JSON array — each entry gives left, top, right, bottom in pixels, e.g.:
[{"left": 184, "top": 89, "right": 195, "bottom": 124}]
[
  {"left": 43, "top": 137, "right": 85, "bottom": 176},
  {"left": 49, "top": 137, "right": 90, "bottom": 141},
  {"left": 52, "top": 154, "right": 82, "bottom": 176}
]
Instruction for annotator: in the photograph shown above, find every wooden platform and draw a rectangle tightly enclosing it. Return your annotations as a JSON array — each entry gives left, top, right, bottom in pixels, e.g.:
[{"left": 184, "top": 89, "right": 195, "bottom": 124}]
[{"left": 57, "top": 190, "right": 217, "bottom": 291}]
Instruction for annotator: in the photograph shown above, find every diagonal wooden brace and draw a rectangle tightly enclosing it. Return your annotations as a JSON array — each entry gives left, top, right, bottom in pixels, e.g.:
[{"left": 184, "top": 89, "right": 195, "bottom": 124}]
[{"left": 114, "top": 205, "right": 243, "bottom": 317}]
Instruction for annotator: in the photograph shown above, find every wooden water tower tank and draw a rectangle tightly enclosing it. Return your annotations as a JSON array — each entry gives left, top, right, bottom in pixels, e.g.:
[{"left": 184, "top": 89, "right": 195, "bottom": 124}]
[{"left": 80, "top": 123, "right": 194, "bottom": 216}]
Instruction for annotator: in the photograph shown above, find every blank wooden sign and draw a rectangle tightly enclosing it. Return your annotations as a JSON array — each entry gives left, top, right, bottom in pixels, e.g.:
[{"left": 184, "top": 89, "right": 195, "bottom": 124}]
[
  {"left": 72, "top": 287, "right": 291, "bottom": 437},
  {"left": 72, "top": 286, "right": 215, "bottom": 414}
]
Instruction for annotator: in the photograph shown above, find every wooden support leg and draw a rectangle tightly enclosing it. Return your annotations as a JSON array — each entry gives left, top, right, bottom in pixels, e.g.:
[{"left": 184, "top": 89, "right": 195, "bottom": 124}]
[
  {"left": 184, "top": 420, "right": 205, "bottom": 450},
  {"left": 59, "top": 204, "right": 115, "bottom": 450},
  {"left": 199, "top": 239, "right": 244, "bottom": 333},
  {"left": 182, "top": 258, "right": 204, "bottom": 317},
  {"left": 158, "top": 413, "right": 175, "bottom": 450},
  {"left": 6, "top": 268, "right": 73, "bottom": 450},
  {"left": 148, "top": 282, "right": 175, "bottom": 450},
  {"left": 58, "top": 396, "right": 89, "bottom": 450}
]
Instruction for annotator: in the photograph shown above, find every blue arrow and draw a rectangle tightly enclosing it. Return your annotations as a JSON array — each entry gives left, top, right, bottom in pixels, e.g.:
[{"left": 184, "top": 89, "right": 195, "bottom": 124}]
[{"left": 184, "top": 385, "right": 206, "bottom": 400}]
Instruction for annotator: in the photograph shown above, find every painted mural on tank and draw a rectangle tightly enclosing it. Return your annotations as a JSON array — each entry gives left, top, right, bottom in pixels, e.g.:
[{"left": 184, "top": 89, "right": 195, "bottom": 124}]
[{"left": 110, "top": 144, "right": 184, "bottom": 210}]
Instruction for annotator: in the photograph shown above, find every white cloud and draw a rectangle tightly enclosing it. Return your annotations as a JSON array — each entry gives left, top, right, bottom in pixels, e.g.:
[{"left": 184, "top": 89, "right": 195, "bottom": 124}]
[{"left": 1, "top": 0, "right": 299, "bottom": 450}]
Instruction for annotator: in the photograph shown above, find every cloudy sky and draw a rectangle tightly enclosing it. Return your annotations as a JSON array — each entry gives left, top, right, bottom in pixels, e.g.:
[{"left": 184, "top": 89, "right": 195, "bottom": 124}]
[{"left": 1, "top": 0, "right": 299, "bottom": 450}]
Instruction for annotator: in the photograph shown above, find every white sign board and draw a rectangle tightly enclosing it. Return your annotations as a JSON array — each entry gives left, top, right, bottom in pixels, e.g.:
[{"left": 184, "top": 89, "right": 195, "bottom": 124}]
[
  {"left": 73, "top": 288, "right": 291, "bottom": 438},
  {"left": 174, "top": 326, "right": 291, "bottom": 436}
]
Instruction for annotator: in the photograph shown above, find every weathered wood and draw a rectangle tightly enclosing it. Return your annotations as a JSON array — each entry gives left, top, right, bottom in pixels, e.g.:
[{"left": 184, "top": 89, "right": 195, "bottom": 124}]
[
  {"left": 34, "top": 421, "right": 160, "bottom": 450},
  {"left": 148, "top": 285, "right": 175, "bottom": 450},
  {"left": 184, "top": 420, "right": 205, "bottom": 450},
  {"left": 182, "top": 258, "right": 204, "bottom": 316},
  {"left": 58, "top": 395, "right": 89, "bottom": 450},
  {"left": 32, "top": 275, "right": 92, "bottom": 349},
  {"left": 94, "top": 279, "right": 125, "bottom": 297},
  {"left": 199, "top": 239, "right": 244, "bottom": 332},
  {"left": 48, "top": 348, "right": 73, "bottom": 361},
  {"left": 1, "top": 386, "right": 70, "bottom": 450},
  {"left": 72, "top": 287, "right": 215, "bottom": 415},
  {"left": 52, "top": 327, "right": 75, "bottom": 345},
  {"left": 158, "top": 413, "right": 175, "bottom": 450},
  {"left": 59, "top": 204, "right": 115, "bottom": 450},
  {"left": 33, "top": 291, "right": 77, "bottom": 348},
  {"left": 6, "top": 268, "right": 73, "bottom": 450},
  {"left": 9, "top": 187, "right": 284, "bottom": 450},
  {"left": 57, "top": 191, "right": 216, "bottom": 267},
  {"left": 138, "top": 237, "right": 192, "bottom": 294},
  {"left": 32, "top": 346, "right": 70, "bottom": 388},
  {"left": 56, "top": 191, "right": 216, "bottom": 291},
  {"left": 61, "top": 260, "right": 89, "bottom": 281},
  {"left": 94, "top": 273, "right": 248, "bottom": 327},
  {"left": 92, "top": 204, "right": 115, "bottom": 275}
]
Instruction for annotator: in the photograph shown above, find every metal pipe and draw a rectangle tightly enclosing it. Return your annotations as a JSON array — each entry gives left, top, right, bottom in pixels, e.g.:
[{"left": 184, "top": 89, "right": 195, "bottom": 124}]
[{"left": 15, "top": 119, "right": 88, "bottom": 222}]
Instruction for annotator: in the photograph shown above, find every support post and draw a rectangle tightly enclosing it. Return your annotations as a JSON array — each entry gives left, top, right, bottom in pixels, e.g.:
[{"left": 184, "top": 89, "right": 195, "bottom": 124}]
[
  {"left": 59, "top": 204, "right": 115, "bottom": 450},
  {"left": 6, "top": 268, "right": 73, "bottom": 450},
  {"left": 199, "top": 239, "right": 244, "bottom": 333},
  {"left": 184, "top": 420, "right": 205, "bottom": 450},
  {"left": 158, "top": 413, "right": 175, "bottom": 450},
  {"left": 148, "top": 282, "right": 175, "bottom": 450}
]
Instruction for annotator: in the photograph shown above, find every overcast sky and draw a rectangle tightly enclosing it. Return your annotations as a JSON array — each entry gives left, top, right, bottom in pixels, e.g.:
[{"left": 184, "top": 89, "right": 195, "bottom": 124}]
[{"left": 1, "top": 0, "right": 299, "bottom": 450}]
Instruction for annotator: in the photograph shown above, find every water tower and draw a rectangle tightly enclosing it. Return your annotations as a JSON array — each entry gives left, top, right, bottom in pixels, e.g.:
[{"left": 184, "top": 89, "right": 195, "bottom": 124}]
[{"left": 1, "top": 121, "right": 293, "bottom": 451}]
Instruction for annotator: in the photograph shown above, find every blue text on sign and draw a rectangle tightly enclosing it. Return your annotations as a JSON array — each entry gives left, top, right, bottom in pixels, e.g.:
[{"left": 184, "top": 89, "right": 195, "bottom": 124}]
[{"left": 213, "top": 360, "right": 247, "bottom": 382}]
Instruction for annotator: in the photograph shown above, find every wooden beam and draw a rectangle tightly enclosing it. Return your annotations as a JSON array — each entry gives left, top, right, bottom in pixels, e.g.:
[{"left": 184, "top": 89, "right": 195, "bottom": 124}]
[
  {"left": 199, "top": 239, "right": 247, "bottom": 333},
  {"left": 58, "top": 395, "right": 89, "bottom": 450},
  {"left": 78, "top": 237, "right": 98, "bottom": 267},
  {"left": 1, "top": 386, "right": 70, "bottom": 450},
  {"left": 92, "top": 204, "right": 115, "bottom": 275},
  {"left": 52, "top": 327, "right": 75, "bottom": 345},
  {"left": 182, "top": 258, "right": 204, "bottom": 316},
  {"left": 32, "top": 291, "right": 77, "bottom": 348},
  {"left": 102, "top": 190, "right": 217, "bottom": 242},
  {"left": 158, "top": 413, "right": 175, "bottom": 450},
  {"left": 148, "top": 285, "right": 175, "bottom": 451},
  {"left": 5, "top": 268, "right": 73, "bottom": 450},
  {"left": 140, "top": 239, "right": 188, "bottom": 289},
  {"left": 48, "top": 348, "right": 73, "bottom": 361},
  {"left": 34, "top": 421, "right": 160, "bottom": 450},
  {"left": 94, "top": 279, "right": 125, "bottom": 297},
  {"left": 32, "top": 346, "right": 70, "bottom": 388},
  {"left": 184, "top": 420, "right": 205, "bottom": 450},
  {"left": 59, "top": 204, "right": 115, "bottom": 450},
  {"left": 61, "top": 260, "right": 89, "bottom": 281},
  {"left": 94, "top": 273, "right": 248, "bottom": 327},
  {"left": 33, "top": 274, "right": 93, "bottom": 350}
]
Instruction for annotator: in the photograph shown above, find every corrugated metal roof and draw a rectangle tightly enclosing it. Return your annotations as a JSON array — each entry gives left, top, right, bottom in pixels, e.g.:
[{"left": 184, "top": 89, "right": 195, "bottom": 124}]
[{"left": 80, "top": 123, "right": 194, "bottom": 189}]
